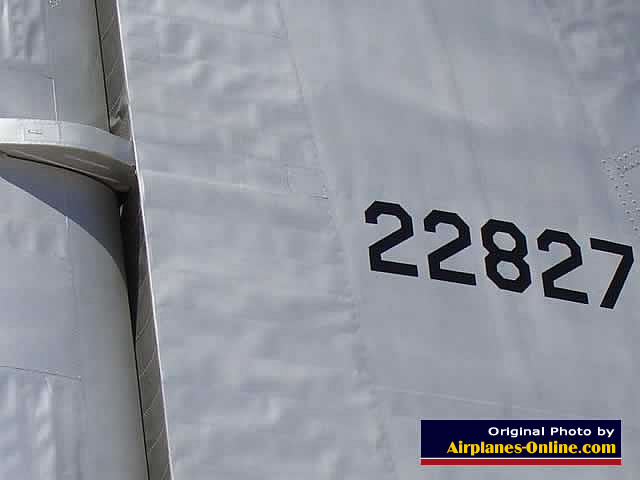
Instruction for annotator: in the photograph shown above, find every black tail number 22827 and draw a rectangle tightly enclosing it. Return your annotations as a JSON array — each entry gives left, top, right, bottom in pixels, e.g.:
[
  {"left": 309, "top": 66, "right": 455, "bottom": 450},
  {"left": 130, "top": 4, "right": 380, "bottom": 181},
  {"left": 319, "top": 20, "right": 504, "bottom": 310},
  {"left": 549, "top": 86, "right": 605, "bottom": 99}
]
[{"left": 365, "top": 201, "right": 633, "bottom": 309}]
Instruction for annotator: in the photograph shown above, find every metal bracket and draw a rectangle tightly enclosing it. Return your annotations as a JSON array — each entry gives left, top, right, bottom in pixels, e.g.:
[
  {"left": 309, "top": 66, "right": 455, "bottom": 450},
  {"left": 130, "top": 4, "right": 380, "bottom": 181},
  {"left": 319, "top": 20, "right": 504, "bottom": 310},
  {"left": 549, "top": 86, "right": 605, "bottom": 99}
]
[{"left": 0, "top": 119, "right": 135, "bottom": 192}]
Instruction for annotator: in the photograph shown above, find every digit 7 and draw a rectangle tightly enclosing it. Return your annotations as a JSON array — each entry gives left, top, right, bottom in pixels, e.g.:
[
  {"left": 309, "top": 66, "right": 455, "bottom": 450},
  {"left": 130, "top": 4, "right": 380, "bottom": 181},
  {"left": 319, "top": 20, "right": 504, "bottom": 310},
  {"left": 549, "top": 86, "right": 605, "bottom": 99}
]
[{"left": 590, "top": 238, "right": 634, "bottom": 309}]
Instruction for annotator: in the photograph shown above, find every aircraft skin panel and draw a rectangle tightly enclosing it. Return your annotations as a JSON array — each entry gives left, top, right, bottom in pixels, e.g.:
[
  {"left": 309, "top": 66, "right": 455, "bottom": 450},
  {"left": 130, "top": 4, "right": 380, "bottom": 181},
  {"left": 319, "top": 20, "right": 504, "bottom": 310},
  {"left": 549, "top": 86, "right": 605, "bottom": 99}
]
[
  {"left": 117, "top": 1, "right": 386, "bottom": 477},
  {"left": 279, "top": 2, "right": 640, "bottom": 478},
  {"left": 0, "top": 0, "right": 108, "bottom": 128},
  {"left": 112, "top": 0, "right": 640, "bottom": 478},
  {"left": 0, "top": 155, "right": 147, "bottom": 479},
  {"left": 0, "top": 0, "right": 152, "bottom": 478},
  {"left": 0, "top": 0, "right": 636, "bottom": 478},
  {"left": 544, "top": 0, "right": 640, "bottom": 153}
]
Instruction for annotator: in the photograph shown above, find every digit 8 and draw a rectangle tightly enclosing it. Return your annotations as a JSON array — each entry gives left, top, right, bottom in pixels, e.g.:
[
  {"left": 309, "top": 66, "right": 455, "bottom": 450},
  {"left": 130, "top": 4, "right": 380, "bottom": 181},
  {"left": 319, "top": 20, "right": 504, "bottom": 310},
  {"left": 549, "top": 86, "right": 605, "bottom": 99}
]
[{"left": 481, "top": 219, "right": 531, "bottom": 293}]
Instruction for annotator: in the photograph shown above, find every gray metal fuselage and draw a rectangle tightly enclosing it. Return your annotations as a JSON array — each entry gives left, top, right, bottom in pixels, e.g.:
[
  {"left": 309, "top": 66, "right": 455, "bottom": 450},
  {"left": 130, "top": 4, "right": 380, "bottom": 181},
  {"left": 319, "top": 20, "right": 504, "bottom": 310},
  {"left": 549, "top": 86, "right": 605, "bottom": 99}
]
[{"left": 0, "top": 1, "right": 638, "bottom": 479}]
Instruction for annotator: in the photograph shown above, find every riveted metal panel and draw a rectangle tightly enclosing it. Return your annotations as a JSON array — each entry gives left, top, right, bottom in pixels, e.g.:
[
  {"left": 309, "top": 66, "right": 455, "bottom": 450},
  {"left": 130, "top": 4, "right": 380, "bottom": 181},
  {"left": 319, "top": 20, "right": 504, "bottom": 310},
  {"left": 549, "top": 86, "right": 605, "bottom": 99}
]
[{"left": 115, "top": 0, "right": 640, "bottom": 478}]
